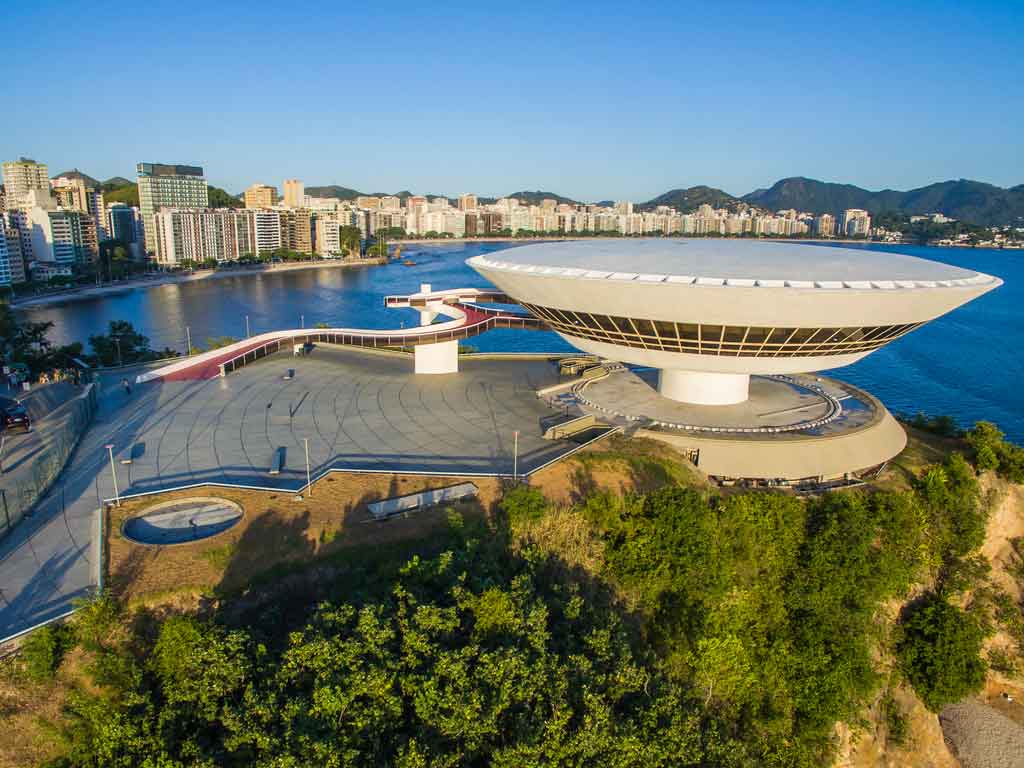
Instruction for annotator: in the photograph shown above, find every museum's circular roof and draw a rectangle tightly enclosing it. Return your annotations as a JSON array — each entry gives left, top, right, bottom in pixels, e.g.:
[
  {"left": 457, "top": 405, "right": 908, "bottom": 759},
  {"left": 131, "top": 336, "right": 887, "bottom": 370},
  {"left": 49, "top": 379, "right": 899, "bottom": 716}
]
[{"left": 469, "top": 239, "right": 999, "bottom": 290}]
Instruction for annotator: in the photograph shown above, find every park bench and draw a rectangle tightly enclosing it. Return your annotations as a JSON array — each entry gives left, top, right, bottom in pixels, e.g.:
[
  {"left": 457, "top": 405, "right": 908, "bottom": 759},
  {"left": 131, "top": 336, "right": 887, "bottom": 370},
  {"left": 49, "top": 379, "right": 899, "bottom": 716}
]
[
  {"left": 269, "top": 446, "right": 286, "bottom": 475},
  {"left": 367, "top": 482, "right": 478, "bottom": 520}
]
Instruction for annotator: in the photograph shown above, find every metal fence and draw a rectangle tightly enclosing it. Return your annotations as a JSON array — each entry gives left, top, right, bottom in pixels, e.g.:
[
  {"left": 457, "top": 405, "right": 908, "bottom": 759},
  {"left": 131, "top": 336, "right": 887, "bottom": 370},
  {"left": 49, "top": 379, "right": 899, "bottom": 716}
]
[{"left": 0, "top": 384, "right": 98, "bottom": 539}]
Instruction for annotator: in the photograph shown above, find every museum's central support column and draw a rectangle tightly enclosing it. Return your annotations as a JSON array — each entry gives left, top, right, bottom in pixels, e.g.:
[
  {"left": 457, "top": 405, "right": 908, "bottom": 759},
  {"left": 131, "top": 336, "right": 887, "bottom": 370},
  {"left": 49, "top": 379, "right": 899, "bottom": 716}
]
[
  {"left": 657, "top": 370, "right": 749, "bottom": 405},
  {"left": 413, "top": 283, "right": 459, "bottom": 375}
]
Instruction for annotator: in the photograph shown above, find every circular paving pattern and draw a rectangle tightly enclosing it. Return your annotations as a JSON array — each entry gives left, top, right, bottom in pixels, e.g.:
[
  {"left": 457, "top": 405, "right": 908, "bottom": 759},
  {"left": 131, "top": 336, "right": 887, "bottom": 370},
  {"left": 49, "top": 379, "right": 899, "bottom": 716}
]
[
  {"left": 577, "top": 367, "right": 854, "bottom": 434},
  {"left": 122, "top": 497, "right": 243, "bottom": 545}
]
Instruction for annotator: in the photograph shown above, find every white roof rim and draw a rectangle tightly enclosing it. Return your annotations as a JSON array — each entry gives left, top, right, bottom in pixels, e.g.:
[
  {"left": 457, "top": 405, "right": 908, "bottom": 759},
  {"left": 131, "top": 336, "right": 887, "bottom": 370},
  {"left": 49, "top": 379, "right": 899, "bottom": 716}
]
[{"left": 468, "top": 253, "right": 1001, "bottom": 292}]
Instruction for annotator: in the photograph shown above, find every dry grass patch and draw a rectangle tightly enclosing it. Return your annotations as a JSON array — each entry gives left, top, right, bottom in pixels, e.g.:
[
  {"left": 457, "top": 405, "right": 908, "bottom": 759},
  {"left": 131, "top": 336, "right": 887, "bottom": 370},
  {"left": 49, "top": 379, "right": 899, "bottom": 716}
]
[
  {"left": 106, "top": 474, "right": 505, "bottom": 602},
  {"left": 103, "top": 436, "right": 703, "bottom": 605},
  {"left": 874, "top": 426, "right": 967, "bottom": 492},
  {"left": 512, "top": 507, "right": 605, "bottom": 576},
  {"left": 0, "top": 652, "right": 74, "bottom": 768},
  {"left": 528, "top": 434, "right": 704, "bottom": 505}
]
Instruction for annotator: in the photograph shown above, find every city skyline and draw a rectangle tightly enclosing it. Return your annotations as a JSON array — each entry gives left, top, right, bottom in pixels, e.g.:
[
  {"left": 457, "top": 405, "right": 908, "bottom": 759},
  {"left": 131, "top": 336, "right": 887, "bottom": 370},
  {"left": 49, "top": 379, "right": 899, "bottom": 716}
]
[{"left": 5, "top": 0, "right": 1022, "bottom": 199}]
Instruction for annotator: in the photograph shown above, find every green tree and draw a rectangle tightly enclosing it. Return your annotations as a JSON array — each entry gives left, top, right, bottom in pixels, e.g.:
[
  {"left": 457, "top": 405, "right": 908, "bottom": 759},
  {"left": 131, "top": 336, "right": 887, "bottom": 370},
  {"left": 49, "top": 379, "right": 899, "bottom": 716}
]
[
  {"left": 203, "top": 336, "right": 239, "bottom": 351},
  {"left": 20, "top": 623, "right": 74, "bottom": 681},
  {"left": 339, "top": 225, "right": 362, "bottom": 256},
  {"left": 688, "top": 635, "right": 756, "bottom": 709},
  {"left": 897, "top": 593, "right": 987, "bottom": 711},
  {"left": 500, "top": 484, "right": 548, "bottom": 525},
  {"left": 88, "top": 320, "right": 177, "bottom": 366}
]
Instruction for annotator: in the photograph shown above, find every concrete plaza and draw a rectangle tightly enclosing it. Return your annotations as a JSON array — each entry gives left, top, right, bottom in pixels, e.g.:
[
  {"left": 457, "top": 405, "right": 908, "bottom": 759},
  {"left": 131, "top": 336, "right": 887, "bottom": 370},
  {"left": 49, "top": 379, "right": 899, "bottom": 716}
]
[{"left": 0, "top": 348, "right": 580, "bottom": 641}]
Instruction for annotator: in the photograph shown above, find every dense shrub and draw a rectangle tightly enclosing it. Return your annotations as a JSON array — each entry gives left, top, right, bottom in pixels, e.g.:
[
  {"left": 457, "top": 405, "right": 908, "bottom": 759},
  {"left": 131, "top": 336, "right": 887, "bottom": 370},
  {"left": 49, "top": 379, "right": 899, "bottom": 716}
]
[
  {"left": 499, "top": 483, "right": 548, "bottom": 525},
  {"left": 897, "top": 593, "right": 987, "bottom": 711},
  {"left": 52, "top": 539, "right": 750, "bottom": 767},
  {"left": 20, "top": 623, "right": 74, "bottom": 681},
  {"left": 967, "top": 421, "right": 1024, "bottom": 482}
]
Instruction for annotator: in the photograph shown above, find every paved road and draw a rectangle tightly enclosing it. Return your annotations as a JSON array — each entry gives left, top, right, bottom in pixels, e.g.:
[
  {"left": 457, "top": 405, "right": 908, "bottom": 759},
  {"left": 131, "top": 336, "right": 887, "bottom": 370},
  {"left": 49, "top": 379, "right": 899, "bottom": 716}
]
[{"left": 0, "top": 348, "right": 575, "bottom": 640}]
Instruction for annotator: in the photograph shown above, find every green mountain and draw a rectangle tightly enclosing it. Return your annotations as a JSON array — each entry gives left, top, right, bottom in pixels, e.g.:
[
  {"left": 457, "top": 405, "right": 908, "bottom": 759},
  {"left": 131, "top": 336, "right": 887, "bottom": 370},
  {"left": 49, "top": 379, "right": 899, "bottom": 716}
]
[
  {"left": 102, "top": 176, "right": 134, "bottom": 189},
  {"left": 305, "top": 185, "right": 364, "bottom": 200},
  {"left": 307, "top": 187, "right": 467, "bottom": 205},
  {"left": 640, "top": 186, "right": 743, "bottom": 212},
  {"left": 208, "top": 185, "right": 243, "bottom": 208},
  {"left": 51, "top": 169, "right": 101, "bottom": 187},
  {"left": 104, "top": 182, "right": 139, "bottom": 206},
  {"left": 507, "top": 190, "right": 580, "bottom": 206},
  {"left": 741, "top": 177, "right": 1024, "bottom": 226}
]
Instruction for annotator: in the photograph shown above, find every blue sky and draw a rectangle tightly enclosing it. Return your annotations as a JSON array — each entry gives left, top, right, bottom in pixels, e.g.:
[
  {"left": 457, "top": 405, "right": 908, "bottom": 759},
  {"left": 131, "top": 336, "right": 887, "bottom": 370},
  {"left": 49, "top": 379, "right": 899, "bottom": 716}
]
[{"left": 4, "top": 0, "right": 1022, "bottom": 200}]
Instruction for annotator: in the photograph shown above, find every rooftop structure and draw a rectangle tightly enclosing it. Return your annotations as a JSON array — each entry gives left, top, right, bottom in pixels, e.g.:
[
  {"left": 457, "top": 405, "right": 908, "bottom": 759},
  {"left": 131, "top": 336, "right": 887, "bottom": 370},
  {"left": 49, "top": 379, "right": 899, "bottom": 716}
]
[
  {"left": 469, "top": 239, "right": 1001, "bottom": 405},
  {"left": 137, "top": 162, "right": 208, "bottom": 258},
  {"left": 2, "top": 157, "right": 50, "bottom": 210}
]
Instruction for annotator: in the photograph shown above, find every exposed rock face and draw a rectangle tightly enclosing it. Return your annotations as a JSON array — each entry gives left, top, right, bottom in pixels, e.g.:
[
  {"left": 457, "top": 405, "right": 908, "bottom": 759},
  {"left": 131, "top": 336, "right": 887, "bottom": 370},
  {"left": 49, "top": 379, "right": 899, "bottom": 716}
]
[{"left": 939, "top": 701, "right": 1024, "bottom": 768}]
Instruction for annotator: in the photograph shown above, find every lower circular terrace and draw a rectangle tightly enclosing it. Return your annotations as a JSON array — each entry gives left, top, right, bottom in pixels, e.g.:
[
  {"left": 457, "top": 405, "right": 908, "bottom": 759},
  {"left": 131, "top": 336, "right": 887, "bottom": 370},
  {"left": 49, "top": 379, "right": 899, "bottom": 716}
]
[
  {"left": 575, "top": 368, "right": 848, "bottom": 434},
  {"left": 560, "top": 365, "right": 904, "bottom": 486}
]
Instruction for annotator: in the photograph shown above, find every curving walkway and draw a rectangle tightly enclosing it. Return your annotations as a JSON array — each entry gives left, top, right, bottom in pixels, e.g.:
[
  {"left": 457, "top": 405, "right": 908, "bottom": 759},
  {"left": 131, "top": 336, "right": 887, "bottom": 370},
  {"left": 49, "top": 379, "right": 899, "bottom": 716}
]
[{"left": 137, "top": 287, "right": 542, "bottom": 383}]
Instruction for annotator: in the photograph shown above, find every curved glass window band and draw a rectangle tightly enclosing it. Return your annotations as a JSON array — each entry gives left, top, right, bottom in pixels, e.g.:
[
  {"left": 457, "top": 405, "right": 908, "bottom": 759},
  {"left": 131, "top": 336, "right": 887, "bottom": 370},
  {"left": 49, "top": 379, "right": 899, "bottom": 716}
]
[{"left": 519, "top": 303, "right": 921, "bottom": 358}]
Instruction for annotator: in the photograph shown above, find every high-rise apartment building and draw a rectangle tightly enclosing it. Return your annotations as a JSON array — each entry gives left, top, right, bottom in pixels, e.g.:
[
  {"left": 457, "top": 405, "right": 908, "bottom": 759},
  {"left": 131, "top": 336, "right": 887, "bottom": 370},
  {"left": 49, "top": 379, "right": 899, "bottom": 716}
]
[
  {"left": 315, "top": 217, "right": 343, "bottom": 257},
  {"left": 283, "top": 179, "right": 304, "bottom": 208},
  {"left": 107, "top": 203, "right": 145, "bottom": 258},
  {"left": 814, "top": 213, "right": 836, "bottom": 237},
  {"left": 2, "top": 216, "right": 27, "bottom": 284},
  {"left": 26, "top": 190, "right": 88, "bottom": 269},
  {"left": 137, "top": 163, "right": 208, "bottom": 259},
  {"left": 52, "top": 177, "right": 106, "bottom": 256},
  {"left": 153, "top": 208, "right": 297, "bottom": 264},
  {"left": 458, "top": 194, "right": 478, "bottom": 211},
  {"left": 0, "top": 228, "right": 11, "bottom": 286},
  {"left": 251, "top": 210, "right": 282, "bottom": 253},
  {"left": 481, "top": 212, "right": 504, "bottom": 235},
  {"left": 841, "top": 209, "right": 872, "bottom": 238},
  {"left": 280, "top": 209, "right": 314, "bottom": 253},
  {"left": 356, "top": 196, "right": 381, "bottom": 210},
  {"left": 244, "top": 183, "right": 277, "bottom": 209},
  {"left": 1, "top": 158, "right": 50, "bottom": 210},
  {"left": 381, "top": 196, "right": 401, "bottom": 211}
]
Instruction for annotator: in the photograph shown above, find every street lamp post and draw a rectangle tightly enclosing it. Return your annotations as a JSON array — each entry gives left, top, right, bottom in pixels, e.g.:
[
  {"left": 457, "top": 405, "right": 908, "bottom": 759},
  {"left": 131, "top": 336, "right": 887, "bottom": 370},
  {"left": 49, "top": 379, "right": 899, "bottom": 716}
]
[
  {"left": 105, "top": 444, "right": 120, "bottom": 506},
  {"left": 186, "top": 326, "right": 192, "bottom": 356},
  {"left": 246, "top": 315, "right": 251, "bottom": 338},
  {"left": 513, "top": 430, "right": 519, "bottom": 482},
  {"left": 304, "top": 437, "right": 312, "bottom": 497}
]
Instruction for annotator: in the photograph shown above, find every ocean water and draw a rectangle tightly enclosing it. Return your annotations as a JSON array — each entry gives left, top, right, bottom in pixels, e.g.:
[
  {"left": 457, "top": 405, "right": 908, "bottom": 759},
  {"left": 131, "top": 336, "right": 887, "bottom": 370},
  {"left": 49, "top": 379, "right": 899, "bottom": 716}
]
[{"left": 20, "top": 240, "right": 1023, "bottom": 442}]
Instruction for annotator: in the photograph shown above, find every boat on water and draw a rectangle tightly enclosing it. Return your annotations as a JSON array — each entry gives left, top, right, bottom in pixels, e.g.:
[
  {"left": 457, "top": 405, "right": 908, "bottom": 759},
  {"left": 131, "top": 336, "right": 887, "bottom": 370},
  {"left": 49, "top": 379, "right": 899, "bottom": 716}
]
[{"left": 402, "top": 259, "right": 417, "bottom": 266}]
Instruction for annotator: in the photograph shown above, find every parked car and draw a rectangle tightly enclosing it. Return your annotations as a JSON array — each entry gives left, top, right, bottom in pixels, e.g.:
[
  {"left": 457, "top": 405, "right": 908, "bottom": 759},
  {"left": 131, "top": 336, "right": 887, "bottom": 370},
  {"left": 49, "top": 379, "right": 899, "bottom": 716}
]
[{"left": 0, "top": 397, "right": 31, "bottom": 433}]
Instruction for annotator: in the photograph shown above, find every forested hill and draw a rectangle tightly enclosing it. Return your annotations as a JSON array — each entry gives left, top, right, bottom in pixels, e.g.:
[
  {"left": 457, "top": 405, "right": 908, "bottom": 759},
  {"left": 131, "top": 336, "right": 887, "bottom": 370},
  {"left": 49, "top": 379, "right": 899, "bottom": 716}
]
[
  {"left": 639, "top": 185, "right": 743, "bottom": 212},
  {"left": 304, "top": 185, "right": 365, "bottom": 200},
  {"left": 50, "top": 169, "right": 101, "bottom": 187},
  {"left": 741, "top": 177, "right": 1024, "bottom": 226}
]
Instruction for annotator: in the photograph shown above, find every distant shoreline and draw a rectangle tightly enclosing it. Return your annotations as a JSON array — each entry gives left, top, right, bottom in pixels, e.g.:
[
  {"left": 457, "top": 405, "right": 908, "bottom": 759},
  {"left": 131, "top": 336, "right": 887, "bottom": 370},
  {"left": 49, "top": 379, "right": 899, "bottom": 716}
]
[
  {"left": 396, "top": 236, "right": 1019, "bottom": 248},
  {"left": 12, "top": 258, "right": 387, "bottom": 310}
]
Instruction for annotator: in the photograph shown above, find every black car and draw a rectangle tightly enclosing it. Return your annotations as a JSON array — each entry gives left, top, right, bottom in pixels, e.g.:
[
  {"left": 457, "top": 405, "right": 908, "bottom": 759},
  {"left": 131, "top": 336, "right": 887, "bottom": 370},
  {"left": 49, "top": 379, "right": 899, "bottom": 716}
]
[{"left": 0, "top": 397, "right": 31, "bottom": 433}]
